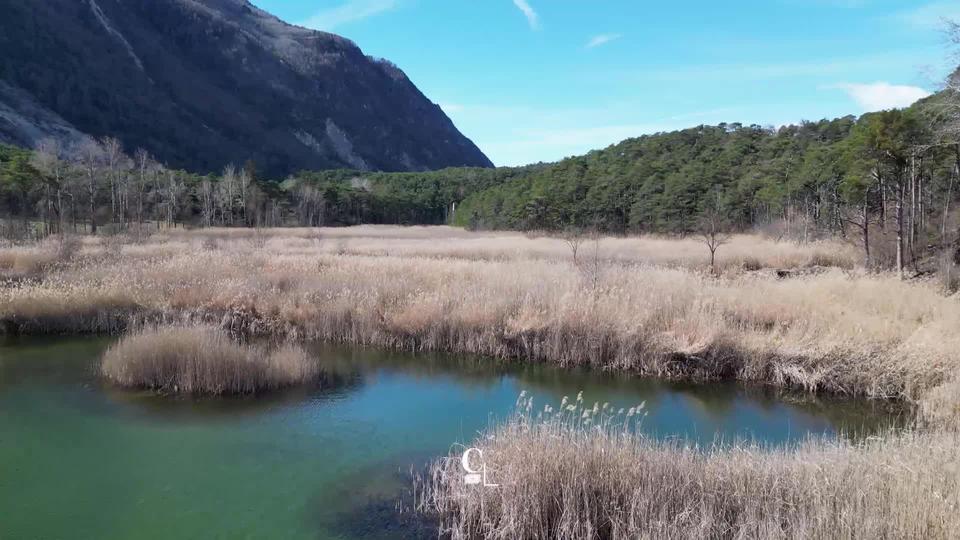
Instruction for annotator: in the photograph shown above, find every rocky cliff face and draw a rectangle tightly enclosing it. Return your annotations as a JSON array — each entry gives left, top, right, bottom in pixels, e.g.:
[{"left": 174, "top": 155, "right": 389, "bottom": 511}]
[{"left": 0, "top": 0, "right": 493, "bottom": 175}]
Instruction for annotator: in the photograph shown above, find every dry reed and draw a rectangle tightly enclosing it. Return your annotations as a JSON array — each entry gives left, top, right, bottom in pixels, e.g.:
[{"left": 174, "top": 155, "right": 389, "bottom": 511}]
[
  {"left": 421, "top": 395, "right": 960, "bottom": 539},
  {"left": 154, "top": 226, "right": 859, "bottom": 269},
  {"left": 100, "top": 325, "right": 319, "bottom": 394},
  {"left": 2, "top": 227, "right": 957, "bottom": 538},
  {"left": 2, "top": 229, "right": 957, "bottom": 419},
  {"left": 3, "top": 230, "right": 959, "bottom": 411}
]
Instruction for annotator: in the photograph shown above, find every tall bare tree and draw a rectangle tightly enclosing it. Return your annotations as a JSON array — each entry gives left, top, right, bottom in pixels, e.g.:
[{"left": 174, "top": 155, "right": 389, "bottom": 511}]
[
  {"left": 101, "top": 137, "right": 125, "bottom": 227},
  {"left": 31, "top": 138, "right": 69, "bottom": 234},
  {"left": 698, "top": 206, "right": 731, "bottom": 274},
  {"left": 77, "top": 139, "right": 105, "bottom": 234}
]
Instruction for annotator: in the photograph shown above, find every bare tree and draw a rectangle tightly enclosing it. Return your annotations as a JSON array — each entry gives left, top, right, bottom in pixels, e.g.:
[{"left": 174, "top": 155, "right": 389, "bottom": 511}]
[
  {"left": 934, "top": 22, "right": 960, "bottom": 262},
  {"left": 77, "top": 138, "right": 105, "bottom": 234},
  {"left": 219, "top": 164, "right": 238, "bottom": 225},
  {"left": 698, "top": 207, "right": 731, "bottom": 274},
  {"left": 562, "top": 226, "right": 585, "bottom": 265},
  {"left": 574, "top": 228, "right": 604, "bottom": 293},
  {"left": 159, "top": 170, "right": 184, "bottom": 228},
  {"left": 238, "top": 166, "right": 252, "bottom": 226},
  {"left": 199, "top": 178, "right": 215, "bottom": 227},
  {"left": 31, "top": 138, "right": 69, "bottom": 234},
  {"left": 841, "top": 196, "right": 873, "bottom": 268},
  {"left": 290, "top": 181, "right": 326, "bottom": 226},
  {"left": 101, "top": 136, "right": 125, "bottom": 227},
  {"left": 133, "top": 149, "right": 149, "bottom": 228}
]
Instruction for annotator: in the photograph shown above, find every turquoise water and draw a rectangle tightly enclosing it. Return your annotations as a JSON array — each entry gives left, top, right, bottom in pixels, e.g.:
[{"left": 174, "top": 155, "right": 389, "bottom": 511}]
[{"left": 0, "top": 337, "right": 902, "bottom": 539}]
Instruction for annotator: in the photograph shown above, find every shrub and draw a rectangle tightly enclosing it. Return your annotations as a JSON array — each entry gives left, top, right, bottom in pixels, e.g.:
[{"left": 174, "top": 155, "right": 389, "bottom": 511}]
[
  {"left": 100, "top": 325, "right": 319, "bottom": 395},
  {"left": 53, "top": 234, "right": 81, "bottom": 263},
  {"left": 201, "top": 236, "right": 219, "bottom": 251},
  {"left": 100, "top": 233, "right": 128, "bottom": 259},
  {"left": 0, "top": 250, "right": 13, "bottom": 270},
  {"left": 741, "top": 256, "right": 764, "bottom": 271},
  {"left": 9, "top": 248, "right": 57, "bottom": 274}
]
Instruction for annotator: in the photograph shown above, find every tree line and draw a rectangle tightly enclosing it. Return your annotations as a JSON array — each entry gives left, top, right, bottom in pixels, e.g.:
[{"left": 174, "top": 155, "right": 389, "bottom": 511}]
[
  {"left": 454, "top": 88, "right": 960, "bottom": 272},
  {"left": 0, "top": 139, "right": 525, "bottom": 239}
]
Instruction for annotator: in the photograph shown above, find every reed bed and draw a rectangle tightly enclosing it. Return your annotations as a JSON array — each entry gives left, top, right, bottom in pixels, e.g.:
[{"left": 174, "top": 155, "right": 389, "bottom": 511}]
[
  {"left": 100, "top": 325, "right": 319, "bottom": 395},
  {"left": 1, "top": 231, "right": 958, "bottom": 417},
  {"left": 421, "top": 395, "right": 960, "bottom": 540},
  {"left": 269, "top": 227, "right": 855, "bottom": 269},
  {"left": 3, "top": 226, "right": 958, "bottom": 538},
  {"left": 2, "top": 226, "right": 857, "bottom": 270}
]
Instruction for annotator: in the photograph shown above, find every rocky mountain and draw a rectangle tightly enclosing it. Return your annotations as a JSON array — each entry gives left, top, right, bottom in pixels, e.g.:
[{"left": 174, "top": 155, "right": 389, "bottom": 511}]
[{"left": 0, "top": 0, "right": 493, "bottom": 176}]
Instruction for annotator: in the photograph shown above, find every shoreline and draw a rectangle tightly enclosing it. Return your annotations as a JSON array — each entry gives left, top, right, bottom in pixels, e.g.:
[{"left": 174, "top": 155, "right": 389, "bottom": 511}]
[{"left": 2, "top": 229, "right": 957, "bottom": 420}]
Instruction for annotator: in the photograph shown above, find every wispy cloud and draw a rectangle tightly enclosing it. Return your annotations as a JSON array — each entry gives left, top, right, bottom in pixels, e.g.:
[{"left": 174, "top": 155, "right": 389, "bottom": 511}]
[
  {"left": 300, "top": 0, "right": 398, "bottom": 31},
  {"left": 784, "top": 0, "right": 869, "bottom": 7},
  {"left": 437, "top": 102, "right": 465, "bottom": 114},
  {"left": 586, "top": 34, "right": 622, "bottom": 49},
  {"left": 831, "top": 82, "right": 931, "bottom": 111},
  {"left": 896, "top": 1, "right": 960, "bottom": 29},
  {"left": 633, "top": 51, "right": 931, "bottom": 82},
  {"left": 512, "top": 0, "right": 540, "bottom": 30}
]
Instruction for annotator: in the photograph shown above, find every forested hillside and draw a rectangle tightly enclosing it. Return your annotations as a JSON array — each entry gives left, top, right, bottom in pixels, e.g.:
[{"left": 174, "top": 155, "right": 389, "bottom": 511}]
[
  {"left": 450, "top": 88, "right": 960, "bottom": 271},
  {"left": 456, "top": 94, "right": 955, "bottom": 234},
  {"left": 2, "top": 79, "right": 958, "bottom": 271}
]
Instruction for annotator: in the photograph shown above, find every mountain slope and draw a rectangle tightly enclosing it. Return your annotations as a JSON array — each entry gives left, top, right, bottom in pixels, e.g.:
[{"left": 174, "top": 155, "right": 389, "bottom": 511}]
[{"left": 0, "top": 0, "right": 492, "bottom": 176}]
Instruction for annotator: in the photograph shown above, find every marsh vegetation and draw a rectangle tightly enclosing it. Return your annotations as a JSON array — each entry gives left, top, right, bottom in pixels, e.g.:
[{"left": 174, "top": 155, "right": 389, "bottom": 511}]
[
  {"left": 2, "top": 225, "right": 959, "bottom": 538},
  {"left": 2, "top": 227, "right": 958, "bottom": 414},
  {"left": 100, "top": 325, "right": 318, "bottom": 395},
  {"left": 422, "top": 395, "right": 959, "bottom": 539}
]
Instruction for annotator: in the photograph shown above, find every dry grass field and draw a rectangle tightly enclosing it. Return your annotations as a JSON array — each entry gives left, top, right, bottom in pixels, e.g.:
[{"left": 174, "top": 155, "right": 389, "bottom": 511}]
[
  {"left": 2, "top": 225, "right": 959, "bottom": 538},
  {"left": 0, "top": 225, "right": 860, "bottom": 273}
]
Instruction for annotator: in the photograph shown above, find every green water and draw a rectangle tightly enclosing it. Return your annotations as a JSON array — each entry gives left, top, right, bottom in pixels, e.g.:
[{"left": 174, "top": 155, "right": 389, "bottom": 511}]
[{"left": 0, "top": 337, "right": 903, "bottom": 539}]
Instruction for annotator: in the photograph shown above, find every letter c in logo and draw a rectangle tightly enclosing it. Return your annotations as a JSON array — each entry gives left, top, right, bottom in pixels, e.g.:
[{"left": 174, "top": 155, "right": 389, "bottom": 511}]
[{"left": 462, "top": 448, "right": 483, "bottom": 485}]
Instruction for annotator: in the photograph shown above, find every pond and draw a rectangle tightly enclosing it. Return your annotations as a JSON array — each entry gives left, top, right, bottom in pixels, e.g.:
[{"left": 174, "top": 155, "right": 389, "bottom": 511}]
[{"left": 0, "top": 337, "right": 904, "bottom": 539}]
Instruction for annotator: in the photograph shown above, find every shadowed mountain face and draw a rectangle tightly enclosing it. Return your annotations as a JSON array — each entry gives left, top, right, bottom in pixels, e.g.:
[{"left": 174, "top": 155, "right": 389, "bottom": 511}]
[{"left": 0, "top": 0, "right": 493, "bottom": 176}]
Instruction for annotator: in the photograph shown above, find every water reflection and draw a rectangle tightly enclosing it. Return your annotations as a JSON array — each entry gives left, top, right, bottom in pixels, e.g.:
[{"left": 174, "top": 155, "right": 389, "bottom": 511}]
[
  {"left": 1, "top": 336, "right": 905, "bottom": 442},
  {"left": 0, "top": 336, "right": 908, "bottom": 540},
  {"left": 308, "top": 341, "right": 906, "bottom": 444}
]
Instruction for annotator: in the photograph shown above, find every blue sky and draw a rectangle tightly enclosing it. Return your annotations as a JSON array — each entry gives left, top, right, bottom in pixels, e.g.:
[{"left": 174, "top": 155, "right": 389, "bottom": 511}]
[{"left": 252, "top": 0, "right": 959, "bottom": 167}]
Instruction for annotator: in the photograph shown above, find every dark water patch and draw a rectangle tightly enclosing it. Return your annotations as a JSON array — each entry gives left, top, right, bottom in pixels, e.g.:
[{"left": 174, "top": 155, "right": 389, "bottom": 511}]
[{"left": 309, "top": 451, "right": 440, "bottom": 540}]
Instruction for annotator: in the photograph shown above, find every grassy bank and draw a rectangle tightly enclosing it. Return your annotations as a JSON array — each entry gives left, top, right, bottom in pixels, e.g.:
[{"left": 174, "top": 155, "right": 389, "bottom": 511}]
[
  {"left": 101, "top": 325, "right": 319, "bottom": 395},
  {"left": 421, "top": 397, "right": 960, "bottom": 539}
]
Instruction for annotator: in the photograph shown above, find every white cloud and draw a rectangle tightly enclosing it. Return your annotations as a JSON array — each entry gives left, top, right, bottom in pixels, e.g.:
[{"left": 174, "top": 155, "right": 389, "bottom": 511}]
[
  {"left": 833, "top": 82, "right": 931, "bottom": 111},
  {"left": 512, "top": 0, "right": 539, "bottom": 30},
  {"left": 586, "top": 34, "right": 622, "bottom": 49},
  {"left": 300, "top": 0, "right": 397, "bottom": 31}
]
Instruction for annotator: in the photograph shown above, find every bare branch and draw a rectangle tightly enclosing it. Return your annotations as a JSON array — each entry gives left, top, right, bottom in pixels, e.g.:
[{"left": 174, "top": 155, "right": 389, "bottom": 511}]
[{"left": 698, "top": 208, "right": 731, "bottom": 274}]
